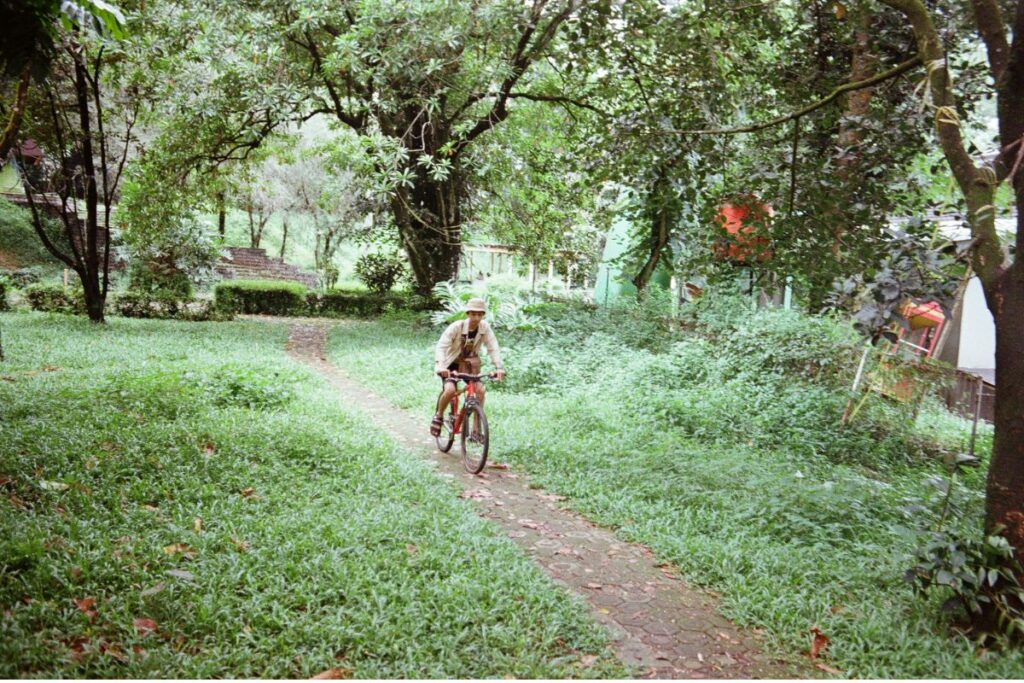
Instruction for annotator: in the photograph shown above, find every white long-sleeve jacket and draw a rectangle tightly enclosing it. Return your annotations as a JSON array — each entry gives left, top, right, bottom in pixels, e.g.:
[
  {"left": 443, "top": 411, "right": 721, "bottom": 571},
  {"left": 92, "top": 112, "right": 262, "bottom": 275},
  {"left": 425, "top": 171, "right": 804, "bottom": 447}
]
[{"left": 434, "top": 319, "right": 504, "bottom": 374}]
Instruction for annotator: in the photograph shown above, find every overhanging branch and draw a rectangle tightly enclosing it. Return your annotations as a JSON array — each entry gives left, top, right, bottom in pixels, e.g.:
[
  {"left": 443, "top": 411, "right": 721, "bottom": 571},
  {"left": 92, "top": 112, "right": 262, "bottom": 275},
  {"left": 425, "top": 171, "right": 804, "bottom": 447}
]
[{"left": 659, "top": 55, "right": 922, "bottom": 136}]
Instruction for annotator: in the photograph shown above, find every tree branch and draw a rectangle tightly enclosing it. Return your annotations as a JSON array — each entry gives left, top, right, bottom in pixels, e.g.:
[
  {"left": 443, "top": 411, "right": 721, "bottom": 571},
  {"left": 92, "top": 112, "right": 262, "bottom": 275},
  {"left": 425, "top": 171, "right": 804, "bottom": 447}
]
[
  {"left": 506, "top": 91, "right": 608, "bottom": 116},
  {"left": 970, "top": 0, "right": 1010, "bottom": 82},
  {"left": 659, "top": 55, "right": 922, "bottom": 135}
]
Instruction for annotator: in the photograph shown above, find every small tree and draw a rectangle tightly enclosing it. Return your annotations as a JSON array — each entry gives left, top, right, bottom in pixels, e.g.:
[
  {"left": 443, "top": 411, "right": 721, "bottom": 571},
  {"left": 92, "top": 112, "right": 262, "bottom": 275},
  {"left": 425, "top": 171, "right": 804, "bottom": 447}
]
[
  {"left": 22, "top": 13, "right": 132, "bottom": 323},
  {"left": 354, "top": 253, "right": 406, "bottom": 294}
]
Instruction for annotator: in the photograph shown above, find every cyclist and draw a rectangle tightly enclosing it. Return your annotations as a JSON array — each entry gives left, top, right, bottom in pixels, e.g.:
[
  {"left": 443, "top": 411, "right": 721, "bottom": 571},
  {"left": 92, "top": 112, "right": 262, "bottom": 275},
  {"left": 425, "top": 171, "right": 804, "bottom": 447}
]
[{"left": 429, "top": 297, "right": 506, "bottom": 436}]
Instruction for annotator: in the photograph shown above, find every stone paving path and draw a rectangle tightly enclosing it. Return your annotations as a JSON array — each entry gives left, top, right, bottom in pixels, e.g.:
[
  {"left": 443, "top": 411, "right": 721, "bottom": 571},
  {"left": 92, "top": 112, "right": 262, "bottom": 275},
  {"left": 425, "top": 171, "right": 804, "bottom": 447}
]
[{"left": 284, "top": 321, "right": 802, "bottom": 679}]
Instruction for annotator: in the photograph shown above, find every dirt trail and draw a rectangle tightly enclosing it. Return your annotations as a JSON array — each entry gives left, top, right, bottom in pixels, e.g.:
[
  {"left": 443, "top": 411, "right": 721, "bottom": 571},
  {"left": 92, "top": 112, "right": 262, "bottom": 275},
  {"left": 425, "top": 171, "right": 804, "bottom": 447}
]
[{"left": 284, "top": 321, "right": 800, "bottom": 679}]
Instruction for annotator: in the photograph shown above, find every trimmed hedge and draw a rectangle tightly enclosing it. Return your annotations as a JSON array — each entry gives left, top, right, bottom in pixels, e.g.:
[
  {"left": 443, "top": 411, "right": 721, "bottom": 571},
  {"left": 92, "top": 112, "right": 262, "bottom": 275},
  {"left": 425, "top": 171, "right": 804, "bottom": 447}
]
[
  {"left": 115, "top": 291, "right": 233, "bottom": 322},
  {"left": 24, "top": 283, "right": 87, "bottom": 314},
  {"left": 307, "top": 290, "right": 409, "bottom": 317},
  {"left": 214, "top": 280, "right": 308, "bottom": 316},
  {"left": 213, "top": 280, "right": 435, "bottom": 318}
]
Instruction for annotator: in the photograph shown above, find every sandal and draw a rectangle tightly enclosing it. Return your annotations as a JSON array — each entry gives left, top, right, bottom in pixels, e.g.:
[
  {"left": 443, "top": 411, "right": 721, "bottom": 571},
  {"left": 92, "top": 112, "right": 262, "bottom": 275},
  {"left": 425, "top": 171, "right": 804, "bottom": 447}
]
[{"left": 429, "top": 414, "right": 443, "bottom": 437}]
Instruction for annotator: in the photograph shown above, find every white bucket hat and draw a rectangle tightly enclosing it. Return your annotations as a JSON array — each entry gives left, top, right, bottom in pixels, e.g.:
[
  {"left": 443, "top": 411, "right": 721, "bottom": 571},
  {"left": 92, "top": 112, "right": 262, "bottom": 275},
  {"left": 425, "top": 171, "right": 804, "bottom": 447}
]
[{"left": 464, "top": 297, "right": 487, "bottom": 313}]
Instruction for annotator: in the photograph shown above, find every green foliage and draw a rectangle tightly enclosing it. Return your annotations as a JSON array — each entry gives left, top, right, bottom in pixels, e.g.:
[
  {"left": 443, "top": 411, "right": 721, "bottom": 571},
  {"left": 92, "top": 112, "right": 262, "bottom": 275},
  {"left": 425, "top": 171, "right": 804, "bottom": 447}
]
[
  {"left": 5, "top": 266, "right": 47, "bottom": 288},
  {"left": 23, "top": 283, "right": 86, "bottom": 315},
  {"left": 0, "top": 313, "right": 619, "bottom": 678},
  {"left": 429, "top": 281, "right": 551, "bottom": 333},
  {"left": 327, "top": 305, "right": 1020, "bottom": 677},
  {"left": 114, "top": 291, "right": 231, "bottom": 322},
  {"left": 0, "top": 199, "right": 62, "bottom": 268},
  {"left": 306, "top": 289, "right": 415, "bottom": 318},
  {"left": 0, "top": 275, "right": 8, "bottom": 311},
  {"left": 214, "top": 280, "right": 308, "bottom": 316},
  {"left": 354, "top": 253, "right": 406, "bottom": 294},
  {"left": 907, "top": 531, "right": 1024, "bottom": 642}
]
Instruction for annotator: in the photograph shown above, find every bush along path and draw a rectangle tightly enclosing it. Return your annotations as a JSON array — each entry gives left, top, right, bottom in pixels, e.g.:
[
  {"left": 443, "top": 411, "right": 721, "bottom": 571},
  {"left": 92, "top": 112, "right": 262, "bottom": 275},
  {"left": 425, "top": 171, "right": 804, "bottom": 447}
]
[{"left": 285, "top": 322, "right": 801, "bottom": 679}]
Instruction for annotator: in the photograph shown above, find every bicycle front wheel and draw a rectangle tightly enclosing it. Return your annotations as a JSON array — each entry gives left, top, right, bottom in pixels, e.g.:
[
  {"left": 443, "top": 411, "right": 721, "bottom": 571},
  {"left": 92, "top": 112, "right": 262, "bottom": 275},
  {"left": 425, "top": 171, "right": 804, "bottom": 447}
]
[
  {"left": 460, "top": 402, "right": 489, "bottom": 474},
  {"left": 436, "top": 395, "right": 456, "bottom": 453}
]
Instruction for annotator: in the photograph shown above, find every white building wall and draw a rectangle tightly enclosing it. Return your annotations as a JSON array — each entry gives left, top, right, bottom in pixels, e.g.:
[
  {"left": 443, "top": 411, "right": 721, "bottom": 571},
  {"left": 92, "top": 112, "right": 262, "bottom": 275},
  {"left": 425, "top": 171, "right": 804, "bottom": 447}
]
[{"left": 958, "top": 277, "right": 996, "bottom": 370}]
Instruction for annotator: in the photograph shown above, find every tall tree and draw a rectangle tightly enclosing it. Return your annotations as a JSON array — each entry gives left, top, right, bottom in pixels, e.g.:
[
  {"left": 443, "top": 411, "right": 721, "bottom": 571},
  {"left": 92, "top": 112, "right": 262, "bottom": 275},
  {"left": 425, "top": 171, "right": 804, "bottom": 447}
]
[
  {"left": 877, "top": 0, "right": 1024, "bottom": 580},
  {"left": 253, "top": 0, "right": 587, "bottom": 293}
]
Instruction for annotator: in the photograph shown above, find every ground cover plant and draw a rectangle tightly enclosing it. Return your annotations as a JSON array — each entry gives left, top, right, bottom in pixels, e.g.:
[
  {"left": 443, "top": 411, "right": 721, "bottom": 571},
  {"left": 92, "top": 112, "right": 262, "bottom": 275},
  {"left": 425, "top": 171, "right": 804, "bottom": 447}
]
[
  {"left": 326, "top": 305, "right": 1023, "bottom": 678},
  {"left": 0, "top": 311, "right": 621, "bottom": 678}
]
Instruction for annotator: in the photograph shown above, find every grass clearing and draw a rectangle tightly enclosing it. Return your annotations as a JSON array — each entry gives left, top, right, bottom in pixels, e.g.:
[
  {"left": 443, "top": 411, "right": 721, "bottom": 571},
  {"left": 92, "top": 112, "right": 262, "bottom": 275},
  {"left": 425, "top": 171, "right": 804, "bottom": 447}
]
[
  {"left": 0, "top": 312, "right": 621, "bottom": 678},
  {"left": 326, "top": 312, "right": 1022, "bottom": 679}
]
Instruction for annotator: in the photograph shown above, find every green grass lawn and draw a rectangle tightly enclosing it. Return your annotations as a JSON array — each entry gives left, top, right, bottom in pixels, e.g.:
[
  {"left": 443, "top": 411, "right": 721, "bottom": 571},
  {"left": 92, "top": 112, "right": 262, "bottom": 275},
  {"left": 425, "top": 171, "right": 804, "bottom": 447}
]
[
  {"left": 326, "top": 314, "right": 1023, "bottom": 679},
  {"left": 0, "top": 312, "right": 621, "bottom": 678}
]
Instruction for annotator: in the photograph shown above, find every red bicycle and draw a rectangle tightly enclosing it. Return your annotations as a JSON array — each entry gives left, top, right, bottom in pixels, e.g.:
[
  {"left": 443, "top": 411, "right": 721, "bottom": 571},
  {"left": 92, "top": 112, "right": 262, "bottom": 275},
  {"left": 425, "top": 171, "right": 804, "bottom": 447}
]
[{"left": 435, "top": 372, "right": 494, "bottom": 474}]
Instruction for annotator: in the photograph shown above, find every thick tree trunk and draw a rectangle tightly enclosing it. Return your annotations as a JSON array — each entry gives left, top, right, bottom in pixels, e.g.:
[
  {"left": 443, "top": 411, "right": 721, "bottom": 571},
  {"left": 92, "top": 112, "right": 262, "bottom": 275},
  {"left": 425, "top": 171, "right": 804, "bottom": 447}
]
[
  {"left": 986, "top": 255, "right": 1024, "bottom": 565},
  {"left": 391, "top": 171, "right": 463, "bottom": 295}
]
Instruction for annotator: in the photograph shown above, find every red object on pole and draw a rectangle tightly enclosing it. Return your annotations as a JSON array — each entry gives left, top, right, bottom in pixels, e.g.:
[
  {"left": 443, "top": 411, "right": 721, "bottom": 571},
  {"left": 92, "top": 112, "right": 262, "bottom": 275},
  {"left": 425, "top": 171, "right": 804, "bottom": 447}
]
[{"left": 714, "top": 202, "right": 774, "bottom": 262}]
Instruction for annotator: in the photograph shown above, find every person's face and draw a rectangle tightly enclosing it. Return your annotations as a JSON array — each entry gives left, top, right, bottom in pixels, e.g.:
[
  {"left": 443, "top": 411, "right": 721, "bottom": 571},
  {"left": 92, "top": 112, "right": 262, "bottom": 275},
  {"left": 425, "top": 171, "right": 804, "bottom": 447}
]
[{"left": 467, "top": 311, "right": 484, "bottom": 326}]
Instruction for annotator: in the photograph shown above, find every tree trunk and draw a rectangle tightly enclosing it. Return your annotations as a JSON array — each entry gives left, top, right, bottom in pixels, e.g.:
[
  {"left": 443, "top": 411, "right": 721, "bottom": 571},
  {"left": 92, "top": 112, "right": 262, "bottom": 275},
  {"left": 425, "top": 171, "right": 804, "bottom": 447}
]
[
  {"left": 72, "top": 48, "right": 105, "bottom": 323},
  {"left": 391, "top": 171, "right": 463, "bottom": 295},
  {"left": 217, "top": 191, "right": 226, "bottom": 238},
  {"left": 986, "top": 253, "right": 1024, "bottom": 564},
  {"left": 633, "top": 169, "right": 673, "bottom": 292},
  {"left": 833, "top": 15, "right": 876, "bottom": 258},
  {"left": 280, "top": 217, "right": 288, "bottom": 260},
  {"left": 0, "top": 63, "right": 32, "bottom": 162}
]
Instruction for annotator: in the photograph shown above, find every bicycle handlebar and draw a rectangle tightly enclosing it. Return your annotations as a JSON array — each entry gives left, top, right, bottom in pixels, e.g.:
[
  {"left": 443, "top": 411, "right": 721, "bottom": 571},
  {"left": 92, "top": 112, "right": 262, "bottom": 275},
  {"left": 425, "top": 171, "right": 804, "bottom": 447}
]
[{"left": 445, "top": 371, "right": 498, "bottom": 382}]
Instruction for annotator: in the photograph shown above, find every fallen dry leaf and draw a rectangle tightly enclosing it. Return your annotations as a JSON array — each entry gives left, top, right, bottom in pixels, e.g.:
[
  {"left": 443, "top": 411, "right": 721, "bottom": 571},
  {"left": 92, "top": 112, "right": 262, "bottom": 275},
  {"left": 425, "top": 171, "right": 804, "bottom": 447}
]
[
  {"left": 579, "top": 654, "right": 599, "bottom": 667},
  {"left": 311, "top": 667, "right": 353, "bottom": 679},
  {"left": 194, "top": 517, "right": 202, "bottom": 534},
  {"left": 162, "top": 543, "right": 196, "bottom": 559},
  {"left": 520, "top": 520, "right": 541, "bottom": 530},
  {"left": 460, "top": 489, "right": 493, "bottom": 500},
  {"left": 143, "top": 504, "right": 158, "bottom": 512},
  {"left": 74, "top": 597, "right": 97, "bottom": 620},
  {"left": 583, "top": 582, "right": 602, "bottom": 590},
  {"left": 240, "top": 487, "right": 256, "bottom": 498},
  {"left": 100, "top": 640, "right": 128, "bottom": 663},
  {"left": 231, "top": 537, "right": 250, "bottom": 552},
  {"left": 809, "top": 625, "right": 830, "bottom": 660},
  {"left": 486, "top": 462, "right": 510, "bottom": 470},
  {"left": 132, "top": 618, "right": 158, "bottom": 635},
  {"left": 816, "top": 662, "right": 842, "bottom": 674},
  {"left": 405, "top": 544, "right": 418, "bottom": 556}
]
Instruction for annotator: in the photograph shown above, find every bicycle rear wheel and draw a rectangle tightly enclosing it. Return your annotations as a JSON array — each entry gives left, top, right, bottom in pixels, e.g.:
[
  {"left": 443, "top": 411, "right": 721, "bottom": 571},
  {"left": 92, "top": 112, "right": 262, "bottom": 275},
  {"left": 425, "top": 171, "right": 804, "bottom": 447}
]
[
  {"left": 460, "top": 402, "right": 489, "bottom": 474},
  {"left": 435, "top": 394, "right": 456, "bottom": 453}
]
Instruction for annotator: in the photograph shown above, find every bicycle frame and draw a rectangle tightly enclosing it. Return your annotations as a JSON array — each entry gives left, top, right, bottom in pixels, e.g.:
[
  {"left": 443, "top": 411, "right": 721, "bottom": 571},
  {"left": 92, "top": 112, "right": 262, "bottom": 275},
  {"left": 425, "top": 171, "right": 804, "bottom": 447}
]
[{"left": 451, "top": 379, "right": 481, "bottom": 435}]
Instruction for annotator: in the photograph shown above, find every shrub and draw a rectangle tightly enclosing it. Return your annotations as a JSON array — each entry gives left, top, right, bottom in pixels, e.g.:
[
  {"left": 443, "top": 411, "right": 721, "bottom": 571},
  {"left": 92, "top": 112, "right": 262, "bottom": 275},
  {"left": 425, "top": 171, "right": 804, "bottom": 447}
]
[
  {"left": 127, "top": 259, "right": 194, "bottom": 300},
  {"left": 306, "top": 289, "right": 409, "bottom": 317},
  {"left": 214, "top": 280, "right": 308, "bottom": 316},
  {"left": 430, "top": 281, "right": 550, "bottom": 332},
  {"left": 115, "top": 291, "right": 233, "bottom": 322},
  {"left": 23, "top": 283, "right": 87, "bottom": 315},
  {"left": 7, "top": 267, "right": 46, "bottom": 288},
  {"left": 907, "top": 530, "right": 1024, "bottom": 642},
  {"left": 0, "top": 276, "right": 8, "bottom": 311},
  {"left": 354, "top": 253, "right": 406, "bottom": 294}
]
